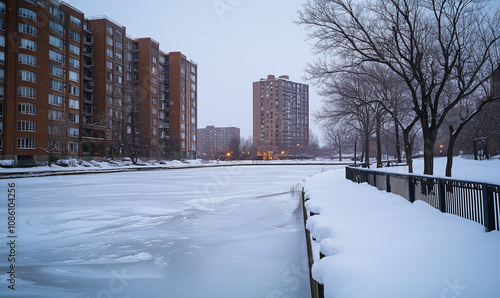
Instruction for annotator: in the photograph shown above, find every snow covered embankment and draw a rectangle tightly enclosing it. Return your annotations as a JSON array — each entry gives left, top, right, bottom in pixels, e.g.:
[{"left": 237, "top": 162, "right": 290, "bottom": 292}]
[{"left": 303, "top": 168, "right": 500, "bottom": 298}]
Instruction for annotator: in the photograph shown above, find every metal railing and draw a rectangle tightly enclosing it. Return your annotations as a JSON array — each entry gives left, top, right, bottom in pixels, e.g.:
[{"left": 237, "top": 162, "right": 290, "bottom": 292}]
[{"left": 345, "top": 166, "right": 500, "bottom": 232}]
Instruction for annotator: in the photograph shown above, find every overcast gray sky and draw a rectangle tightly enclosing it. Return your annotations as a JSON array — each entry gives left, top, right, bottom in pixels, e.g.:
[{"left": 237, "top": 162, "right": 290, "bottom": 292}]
[{"left": 65, "top": 0, "right": 322, "bottom": 141}]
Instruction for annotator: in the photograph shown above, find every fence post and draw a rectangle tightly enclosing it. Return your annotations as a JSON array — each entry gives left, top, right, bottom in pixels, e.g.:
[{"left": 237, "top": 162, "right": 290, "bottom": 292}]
[
  {"left": 386, "top": 173, "right": 391, "bottom": 193},
  {"left": 438, "top": 179, "right": 446, "bottom": 213},
  {"left": 408, "top": 176, "right": 415, "bottom": 203},
  {"left": 482, "top": 184, "right": 496, "bottom": 232}
]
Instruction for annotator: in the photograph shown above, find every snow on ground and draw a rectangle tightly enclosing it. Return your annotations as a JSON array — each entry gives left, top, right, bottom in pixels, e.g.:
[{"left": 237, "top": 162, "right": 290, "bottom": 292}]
[
  {"left": 377, "top": 156, "right": 500, "bottom": 184},
  {"left": 304, "top": 159, "right": 500, "bottom": 298},
  {"left": 0, "top": 165, "right": 339, "bottom": 297}
]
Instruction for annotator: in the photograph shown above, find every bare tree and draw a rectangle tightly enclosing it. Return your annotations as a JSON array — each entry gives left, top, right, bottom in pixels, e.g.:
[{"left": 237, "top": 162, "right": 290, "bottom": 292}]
[
  {"left": 315, "top": 71, "right": 376, "bottom": 167},
  {"left": 322, "top": 119, "right": 353, "bottom": 161},
  {"left": 299, "top": 0, "right": 500, "bottom": 175},
  {"left": 112, "top": 91, "right": 148, "bottom": 164},
  {"left": 40, "top": 111, "right": 70, "bottom": 165}
]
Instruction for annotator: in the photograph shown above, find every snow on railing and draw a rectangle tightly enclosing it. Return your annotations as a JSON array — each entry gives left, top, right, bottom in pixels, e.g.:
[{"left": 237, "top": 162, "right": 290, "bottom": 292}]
[{"left": 345, "top": 166, "right": 500, "bottom": 232}]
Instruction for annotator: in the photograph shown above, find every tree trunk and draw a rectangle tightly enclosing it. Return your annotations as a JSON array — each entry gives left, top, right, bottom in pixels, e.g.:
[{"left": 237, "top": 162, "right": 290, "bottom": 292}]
[
  {"left": 402, "top": 130, "right": 413, "bottom": 173},
  {"left": 473, "top": 140, "right": 478, "bottom": 160},
  {"left": 339, "top": 148, "right": 342, "bottom": 161},
  {"left": 376, "top": 117, "right": 382, "bottom": 168},
  {"left": 445, "top": 126, "right": 458, "bottom": 177},
  {"left": 423, "top": 133, "right": 436, "bottom": 175},
  {"left": 364, "top": 134, "right": 370, "bottom": 168},
  {"left": 394, "top": 118, "right": 402, "bottom": 163}
]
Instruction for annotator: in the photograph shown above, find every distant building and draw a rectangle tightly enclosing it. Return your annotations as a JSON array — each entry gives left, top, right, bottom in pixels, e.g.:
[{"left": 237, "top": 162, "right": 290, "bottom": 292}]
[
  {"left": 0, "top": 0, "right": 197, "bottom": 166},
  {"left": 252, "top": 75, "right": 309, "bottom": 159},
  {"left": 198, "top": 126, "right": 240, "bottom": 158}
]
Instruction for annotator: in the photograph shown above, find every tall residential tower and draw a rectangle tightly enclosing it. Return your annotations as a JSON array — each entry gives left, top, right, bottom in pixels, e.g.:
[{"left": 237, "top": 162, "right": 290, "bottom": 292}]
[{"left": 253, "top": 75, "right": 309, "bottom": 159}]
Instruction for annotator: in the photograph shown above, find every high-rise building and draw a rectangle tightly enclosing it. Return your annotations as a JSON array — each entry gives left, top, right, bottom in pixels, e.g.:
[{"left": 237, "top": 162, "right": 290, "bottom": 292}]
[
  {"left": 0, "top": 0, "right": 197, "bottom": 165},
  {"left": 1, "top": 0, "right": 85, "bottom": 166},
  {"left": 253, "top": 75, "right": 309, "bottom": 159},
  {"left": 198, "top": 125, "right": 240, "bottom": 157},
  {"left": 163, "top": 52, "right": 198, "bottom": 160}
]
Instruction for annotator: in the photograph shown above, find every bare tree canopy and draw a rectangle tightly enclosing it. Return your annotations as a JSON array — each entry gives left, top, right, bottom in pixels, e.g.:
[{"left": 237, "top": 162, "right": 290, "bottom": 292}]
[{"left": 299, "top": 0, "right": 500, "bottom": 175}]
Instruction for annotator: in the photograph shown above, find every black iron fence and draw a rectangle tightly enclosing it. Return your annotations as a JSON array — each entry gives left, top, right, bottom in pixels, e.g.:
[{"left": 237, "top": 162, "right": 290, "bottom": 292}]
[{"left": 345, "top": 166, "right": 500, "bottom": 232}]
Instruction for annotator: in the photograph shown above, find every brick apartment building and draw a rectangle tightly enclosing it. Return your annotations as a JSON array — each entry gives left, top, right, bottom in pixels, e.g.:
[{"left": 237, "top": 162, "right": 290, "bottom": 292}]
[
  {"left": 253, "top": 75, "right": 309, "bottom": 159},
  {"left": 0, "top": 0, "right": 197, "bottom": 166},
  {"left": 198, "top": 125, "right": 240, "bottom": 158}
]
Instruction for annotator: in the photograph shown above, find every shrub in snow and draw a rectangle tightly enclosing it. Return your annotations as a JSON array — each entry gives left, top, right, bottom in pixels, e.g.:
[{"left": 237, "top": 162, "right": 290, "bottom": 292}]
[
  {"left": 0, "top": 160, "right": 15, "bottom": 167},
  {"left": 56, "top": 159, "right": 69, "bottom": 167},
  {"left": 78, "top": 160, "right": 93, "bottom": 167}
]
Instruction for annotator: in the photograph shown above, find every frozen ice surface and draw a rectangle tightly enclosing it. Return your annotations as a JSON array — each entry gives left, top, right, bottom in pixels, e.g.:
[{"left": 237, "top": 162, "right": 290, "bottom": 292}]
[{"left": 0, "top": 165, "right": 339, "bottom": 297}]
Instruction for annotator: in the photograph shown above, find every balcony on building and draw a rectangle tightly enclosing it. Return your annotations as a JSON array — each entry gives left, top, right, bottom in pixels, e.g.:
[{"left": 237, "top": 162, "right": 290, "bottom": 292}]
[
  {"left": 84, "top": 46, "right": 93, "bottom": 56},
  {"left": 83, "top": 93, "right": 93, "bottom": 103},
  {"left": 84, "top": 81, "right": 93, "bottom": 92}
]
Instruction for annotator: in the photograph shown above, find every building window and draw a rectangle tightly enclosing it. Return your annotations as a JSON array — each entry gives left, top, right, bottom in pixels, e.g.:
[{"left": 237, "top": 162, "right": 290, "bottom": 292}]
[
  {"left": 0, "top": 122, "right": 2, "bottom": 134},
  {"left": 48, "top": 109, "right": 63, "bottom": 120},
  {"left": 19, "top": 8, "right": 37, "bottom": 20},
  {"left": 191, "top": 143, "right": 196, "bottom": 150},
  {"left": 49, "top": 79, "right": 63, "bottom": 92},
  {"left": 19, "top": 23, "right": 37, "bottom": 36},
  {"left": 107, "top": 48, "right": 113, "bottom": 58},
  {"left": 19, "top": 54, "right": 36, "bottom": 66},
  {"left": 107, "top": 36, "right": 113, "bottom": 46},
  {"left": 19, "top": 39, "right": 37, "bottom": 51},
  {"left": 0, "top": 35, "right": 4, "bottom": 47},
  {"left": 0, "top": 51, "right": 3, "bottom": 65},
  {"left": 116, "top": 52, "right": 122, "bottom": 62},
  {"left": 107, "top": 60, "right": 113, "bottom": 69},
  {"left": 17, "top": 138, "right": 35, "bottom": 149},
  {"left": 115, "top": 64, "right": 123, "bottom": 73},
  {"left": 18, "top": 103, "right": 36, "bottom": 115},
  {"left": 49, "top": 35, "right": 63, "bottom": 49},
  {"left": 49, "top": 94, "right": 62, "bottom": 106},
  {"left": 69, "top": 44, "right": 80, "bottom": 55},
  {"left": 106, "top": 107, "right": 113, "bottom": 116},
  {"left": 116, "top": 76, "right": 123, "bottom": 84},
  {"left": 106, "top": 71, "right": 113, "bottom": 81},
  {"left": 70, "top": 15, "right": 81, "bottom": 27},
  {"left": 70, "top": 30, "right": 80, "bottom": 42},
  {"left": 0, "top": 2, "right": 5, "bottom": 14},
  {"left": 69, "top": 113, "right": 79, "bottom": 123},
  {"left": 191, "top": 117, "right": 196, "bottom": 124},
  {"left": 0, "top": 103, "right": 3, "bottom": 115},
  {"left": 69, "top": 70, "right": 79, "bottom": 82},
  {"left": 49, "top": 64, "right": 63, "bottom": 77},
  {"left": 69, "top": 99, "right": 79, "bottom": 109},
  {"left": 49, "top": 20, "right": 64, "bottom": 34},
  {"left": 68, "top": 127, "right": 79, "bottom": 137},
  {"left": 69, "top": 57, "right": 80, "bottom": 69},
  {"left": 18, "top": 70, "right": 36, "bottom": 82},
  {"left": 69, "top": 85, "right": 79, "bottom": 96},
  {"left": 116, "top": 41, "right": 123, "bottom": 50},
  {"left": 107, "top": 25, "right": 113, "bottom": 35},
  {"left": 106, "top": 84, "right": 113, "bottom": 93},
  {"left": 0, "top": 86, "right": 3, "bottom": 99},
  {"left": 49, "top": 50, "right": 63, "bottom": 63},
  {"left": 18, "top": 86, "right": 36, "bottom": 98},
  {"left": 0, "top": 69, "right": 3, "bottom": 82},
  {"left": 18, "top": 120, "right": 36, "bottom": 132},
  {"left": 68, "top": 142, "right": 78, "bottom": 152}
]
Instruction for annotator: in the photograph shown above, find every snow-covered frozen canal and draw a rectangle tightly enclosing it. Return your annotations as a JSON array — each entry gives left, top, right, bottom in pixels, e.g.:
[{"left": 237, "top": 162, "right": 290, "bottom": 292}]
[{"left": 1, "top": 165, "right": 339, "bottom": 297}]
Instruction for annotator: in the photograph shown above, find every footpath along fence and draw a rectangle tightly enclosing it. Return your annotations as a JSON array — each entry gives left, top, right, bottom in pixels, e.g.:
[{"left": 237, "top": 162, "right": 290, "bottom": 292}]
[{"left": 345, "top": 166, "right": 500, "bottom": 232}]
